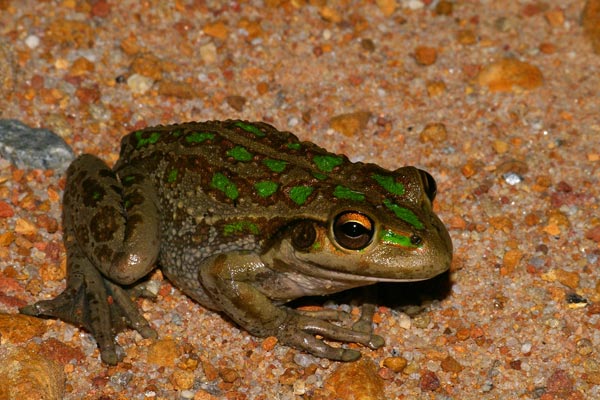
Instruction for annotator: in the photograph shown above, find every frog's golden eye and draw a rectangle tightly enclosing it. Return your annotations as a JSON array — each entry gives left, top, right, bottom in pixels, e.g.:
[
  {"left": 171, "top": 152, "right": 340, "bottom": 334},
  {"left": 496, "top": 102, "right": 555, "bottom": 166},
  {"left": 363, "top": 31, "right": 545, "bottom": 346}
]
[
  {"left": 291, "top": 220, "right": 317, "bottom": 250},
  {"left": 333, "top": 211, "right": 375, "bottom": 250}
]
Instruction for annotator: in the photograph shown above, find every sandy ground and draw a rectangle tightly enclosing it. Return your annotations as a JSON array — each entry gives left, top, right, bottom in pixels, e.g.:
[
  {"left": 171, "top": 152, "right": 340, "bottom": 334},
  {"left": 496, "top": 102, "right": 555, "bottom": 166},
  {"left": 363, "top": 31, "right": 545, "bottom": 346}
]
[{"left": 1, "top": 0, "right": 599, "bottom": 399}]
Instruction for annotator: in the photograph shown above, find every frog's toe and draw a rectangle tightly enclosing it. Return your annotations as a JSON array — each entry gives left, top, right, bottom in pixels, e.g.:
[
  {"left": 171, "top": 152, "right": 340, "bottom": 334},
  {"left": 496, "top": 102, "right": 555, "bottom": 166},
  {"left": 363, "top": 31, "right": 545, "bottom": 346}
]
[{"left": 278, "top": 311, "right": 383, "bottom": 361}]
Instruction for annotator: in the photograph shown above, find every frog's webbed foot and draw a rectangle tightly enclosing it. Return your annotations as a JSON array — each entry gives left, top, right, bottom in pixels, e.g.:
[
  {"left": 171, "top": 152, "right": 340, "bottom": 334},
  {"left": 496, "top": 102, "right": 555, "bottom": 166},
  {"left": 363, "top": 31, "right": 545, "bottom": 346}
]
[
  {"left": 278, "top": 307, "right": 384, "bottom": 362},
  {"left": 20, "top": 256, "right": 156, "bottom": 365}
]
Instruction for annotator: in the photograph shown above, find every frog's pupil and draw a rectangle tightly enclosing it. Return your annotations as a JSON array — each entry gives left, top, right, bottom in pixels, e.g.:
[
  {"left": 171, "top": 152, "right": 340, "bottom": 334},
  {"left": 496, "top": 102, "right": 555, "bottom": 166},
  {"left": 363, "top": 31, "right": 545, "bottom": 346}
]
[
  {"left": 342, "top": 221, "right": 367, "bottom": 238},
  {"left": 410, "top": 234, "right": 422, "bottom": 246}
]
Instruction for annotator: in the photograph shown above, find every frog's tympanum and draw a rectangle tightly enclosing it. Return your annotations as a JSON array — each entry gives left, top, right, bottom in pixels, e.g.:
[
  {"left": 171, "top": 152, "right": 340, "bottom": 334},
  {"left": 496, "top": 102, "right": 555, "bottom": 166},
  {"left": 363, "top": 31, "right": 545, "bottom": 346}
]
[{"left": 21, "top": 120, "right": 452, "bottom": 364}]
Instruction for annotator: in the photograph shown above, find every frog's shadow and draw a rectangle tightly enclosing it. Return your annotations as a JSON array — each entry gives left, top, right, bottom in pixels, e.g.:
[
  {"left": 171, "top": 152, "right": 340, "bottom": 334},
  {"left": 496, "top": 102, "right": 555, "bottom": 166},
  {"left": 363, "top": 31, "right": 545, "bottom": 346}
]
[{"left": 288, "top": 269, "right": 452, "bottom": 313}]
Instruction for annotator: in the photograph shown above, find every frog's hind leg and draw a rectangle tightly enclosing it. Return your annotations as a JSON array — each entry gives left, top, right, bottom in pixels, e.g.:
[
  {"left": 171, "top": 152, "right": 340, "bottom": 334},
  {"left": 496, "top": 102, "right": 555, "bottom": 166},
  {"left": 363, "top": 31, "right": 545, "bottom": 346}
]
[
  {"left": 21, "top": 233, "right": 157, "bottom": 365},
  {"left": 21, "top": 154, "right": 160, "bottom": 364}
]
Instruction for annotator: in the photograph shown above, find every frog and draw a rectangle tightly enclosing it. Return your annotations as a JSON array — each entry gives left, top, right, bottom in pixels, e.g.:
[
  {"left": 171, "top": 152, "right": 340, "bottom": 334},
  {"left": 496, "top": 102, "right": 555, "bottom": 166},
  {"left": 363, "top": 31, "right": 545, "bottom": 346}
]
[{"left": 21, "top": 120, "right": 452, "bottom": 365}]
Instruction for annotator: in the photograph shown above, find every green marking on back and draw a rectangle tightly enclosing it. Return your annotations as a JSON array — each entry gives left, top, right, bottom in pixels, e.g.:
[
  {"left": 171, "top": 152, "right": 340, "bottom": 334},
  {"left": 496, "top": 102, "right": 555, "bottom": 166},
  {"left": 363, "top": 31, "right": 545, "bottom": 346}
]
[
  {"left": 312, "top": 172, "right": 327, "bottom": 180},
  {"left": 263, "top": 158, "right": 287, "bottom": 173},
  {"left": 380, "top": 230, "right": 421, "bottom": 248},
  {"left": 186, "top": 132, "right": 215, "bottom": 143},
  {"left": 333, "top": 185, "right": 365, "bottom": 201},
  {"left": 211, "top": 172, "right": 239, "bottom": 200},
  {"left": 234, "top": 121, "right": 266, "bottom": 137},
  {"left": 135, "top": 130, "right": 161, "bottom": 148},
  {"left": 372, "top": 174, "right": 405, "bottom": 196},
  {"left": 289, "top": 186, "right": 314, "bottom": 205},
  {"left": 383, "top": 199, "right": 423, "bottom": 229},
  {"left": 287, "top": 142, "right": 301, "bottom": 150},
  {"left": 254, "top": 181, "right": 279, "bottom": 197},
  {"left": 227, "top": 145, "right": 253, "bottom": 162},
  {"left": 313, "top": 154, "right": 343, "bottom": 173},
  {"left": 167, "top": 169, "right": 178, "bottom": 183},
  {"left": 122, "top": 175, "right": 136, "bottom": 184},
  {"left": 92, "top": 191, "right": 102, "bottom": 200},
  {"left": 223, "top": 221, "right": 260, "bottom": 236}
]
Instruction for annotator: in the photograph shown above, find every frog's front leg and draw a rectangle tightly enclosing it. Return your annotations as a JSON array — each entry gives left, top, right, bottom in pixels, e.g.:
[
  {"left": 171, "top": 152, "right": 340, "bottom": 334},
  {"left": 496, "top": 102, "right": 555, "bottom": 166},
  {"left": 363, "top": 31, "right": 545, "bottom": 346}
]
[
  {"left": 199, "top": 253, "right": 384, "bottom": 361},
  {"left": 21, "top": 154, "right": 160, "bottom": 364}
]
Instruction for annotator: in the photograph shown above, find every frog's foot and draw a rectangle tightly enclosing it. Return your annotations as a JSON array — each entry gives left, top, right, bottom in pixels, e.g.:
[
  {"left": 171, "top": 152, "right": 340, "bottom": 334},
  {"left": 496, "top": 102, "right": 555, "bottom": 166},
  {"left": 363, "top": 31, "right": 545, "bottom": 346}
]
[
  {"left": 277, "top": 310, "right": 385, "bottom": 362},
  {"left": 20, "top": 263, "right": 157, "bottom": 365},
  {"left": 351, "top": 303, "right": 377, "bottom": 334}
]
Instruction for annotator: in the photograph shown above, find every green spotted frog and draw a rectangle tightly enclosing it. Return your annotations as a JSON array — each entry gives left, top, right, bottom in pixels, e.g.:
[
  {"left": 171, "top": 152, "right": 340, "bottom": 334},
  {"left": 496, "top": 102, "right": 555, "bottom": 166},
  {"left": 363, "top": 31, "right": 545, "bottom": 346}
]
[{"left": 21, "top": 120, "right": 452, "bottom": 364}]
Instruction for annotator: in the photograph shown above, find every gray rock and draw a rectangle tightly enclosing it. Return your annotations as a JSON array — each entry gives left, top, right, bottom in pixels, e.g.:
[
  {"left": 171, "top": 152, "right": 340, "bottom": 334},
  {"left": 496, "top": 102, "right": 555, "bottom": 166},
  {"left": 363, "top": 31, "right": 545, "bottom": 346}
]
[{"left": 0, "top": 119, "right": 74, "bottom": 170}]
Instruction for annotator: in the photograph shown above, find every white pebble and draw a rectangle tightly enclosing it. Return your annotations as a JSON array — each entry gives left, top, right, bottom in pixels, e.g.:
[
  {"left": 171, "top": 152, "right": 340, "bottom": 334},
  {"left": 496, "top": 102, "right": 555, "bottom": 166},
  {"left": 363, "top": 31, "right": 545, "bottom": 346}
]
[
  {"left": 127, "top": 73, "right": 154, "bottom": 94},
  {"left": 25, "top": 34, "right": 40, "bottom": 49}
]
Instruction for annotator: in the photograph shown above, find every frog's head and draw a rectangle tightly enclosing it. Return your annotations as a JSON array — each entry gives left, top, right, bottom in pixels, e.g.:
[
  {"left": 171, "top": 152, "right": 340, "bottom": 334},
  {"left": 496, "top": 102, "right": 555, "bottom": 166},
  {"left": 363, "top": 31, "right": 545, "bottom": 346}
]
[{"left": 269, "top": 166, "right": 452, "bottom": 284}]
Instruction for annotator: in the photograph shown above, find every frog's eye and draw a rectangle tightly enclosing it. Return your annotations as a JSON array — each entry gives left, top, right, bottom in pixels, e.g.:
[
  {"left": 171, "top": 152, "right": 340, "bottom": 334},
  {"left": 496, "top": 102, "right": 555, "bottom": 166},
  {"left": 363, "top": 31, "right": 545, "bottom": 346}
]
[
  {"left": 291, "top": 220, "right": 317, "bottom": 250},
  {"left": 418, "top": 169, "right": 437, "bottom": 202},
  {"left": 333, "top": 211, "right": 375, "bottom": 250}
]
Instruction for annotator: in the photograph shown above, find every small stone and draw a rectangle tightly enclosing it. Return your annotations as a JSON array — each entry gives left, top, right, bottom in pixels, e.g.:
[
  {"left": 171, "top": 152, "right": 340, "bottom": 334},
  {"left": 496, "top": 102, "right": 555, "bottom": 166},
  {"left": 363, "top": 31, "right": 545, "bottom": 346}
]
[
  {"left": 546, "top": 369, "right": 575, "bottom": 397},
  {"left": 582, "top": 0, "right": 600, "bottom": 54},
  {"left": 130, "top": 52, "right": 163, "bottom": 80},
  {"left": 419, "top": 122, "right": 447, "bottom": 143},
  {"left": 585, "top": 225, "right": 600, "bottom": 243},
  {"left": 419, "top": 370, "right": 441, "bottom": 391},
  {"left": 170, "top": 369, "right": 195, "bottom": 390},
  {"left": 376, "top": 0, "right": 397, "bottom": 17},
  {"left": 382, "top": 356, "right": 408, "bottom": 373},
  {"left": 45, "top": 19, "right": 94, "bottom": 48},
  {"left": 261, "top": 336, "right": 278, "bottom": 352},
  {"left": 476, "top": 58, "right": 543, "bottom": 92},
  {"left": 426, "top": 80, "right": 446, "bottom": 97},
  {"left": 542, "top": 269, "right": 580, "bottom": 289},
  {"left": 441, "top": 356, "right": 464, "bottom": 373},
  {"left": 0, "top": 345, "right": 65, "bottom": 400},
  {"left": 225, "top": 95, "right": 247, "bottom": 111},
  {"left": 413, "top": 46, "right": 437, "bottom": 66},
  {"left": 501, "top": 249, "right": 523, "bottom": 275},
  {"left": 456, "top": 29, "right": 477, "bottom": 45},
  {"left": 492, "top": 140, "right": 509, "bottom": 154},
  {"left": 0, "top": 201, "right": 14, "bottom": 218},
  {"left": 435, "top": 0, "right": 453, "bottom": 15},
  {"left": 324, "top": 359, "right": 385, "bottom": 399},
  {"left": 576, "top": 338, "right": 594, "bottom": 356},
  {"left": 319, "top": 6, "right": 342, "bottom": 23},
  {"left": 24, "top": 35, "right": 40, "bottom": 49},
  {"left": 203, "top": 21, "right": 229, "bottom": 40},
  {"left": 70, "top": 57, "right": 95, "bottom": 76},
  {"left": 219, "top": 367, "right": 239, "bottom": 383},
  {"left": 361, "top": 38, "right": 376, "bottom": 52},
  {"left": 147, "top": 338, "right": 179, "bottom": 367},
  {"left": 158, "top": 80, "right": 197, "bottom": 99},
  {"left": 199, "top": 42, "right": 217, "bottom": 64},
  {"left": 329, "top": 111, "right": 371, "bottom": 137},
  {"left": 127, "top": 73, "right": 154, "bottom": 94},
  {"left": 545, "top": 9, "right": 565, "bottom": 27},
  {"left": 0, "top": 313, "right": 47, "bottom": 343},
  {"left": 0, "top": 119, "right": 74, "bottom": 170},
  {"left": 539, "top": 42, "right": 556, "bottom": 54}
]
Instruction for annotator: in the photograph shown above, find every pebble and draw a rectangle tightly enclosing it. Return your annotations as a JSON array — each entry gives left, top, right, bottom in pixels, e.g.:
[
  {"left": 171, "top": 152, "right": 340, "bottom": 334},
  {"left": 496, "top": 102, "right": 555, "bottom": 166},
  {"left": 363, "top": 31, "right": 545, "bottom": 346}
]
[
  {"left": 419, "top": 122, "right": 447, "bottom": 143},
  {"left": 199, "top": 42, "right": 217, "bottom": 64},
  {"left": 582, "top": 0, "right": 600, "bottom": 54},
  {"left": 127, "top": 73, "right": 154, "bottom": 94},
  {"left": 146, "top": 337, "right": 179, "bottom": 367},
  {"left": 24, "top": 35, "right": 40, "bottom": 49},
  {"left": 0, "top": 119, "right": 74, "bottom": 170},
  {"left": 376, "top": 0, "right": 397, "bottom": 17},
  {"left": 413, "top": 46, "right": 437, "bottom": 66},
  {"left": 383, "top": 356, "right": 408, "bottom": 373},
  {"left": 329, "top": 111, "right": 371, "bottom": 137},
  {"left": 203, "top": 21, "right": 229, "bottom": 40},
  {"left": 476, "top": 58, "right": 543, "bottom": 92},
  {"left": 0, "top": 344, "right": 65, "bottom": 400},
  {"left": 323, "top": 359, "right": 385, "bottom": 399}
]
